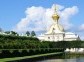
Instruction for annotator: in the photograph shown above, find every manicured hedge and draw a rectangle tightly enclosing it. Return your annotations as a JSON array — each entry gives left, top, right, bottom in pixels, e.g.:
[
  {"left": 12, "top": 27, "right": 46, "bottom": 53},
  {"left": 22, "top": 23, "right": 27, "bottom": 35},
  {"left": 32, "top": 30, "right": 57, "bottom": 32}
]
[
  {"left": 0, "top": 34, "right": 83, "bottom": 58},
  {"left": 0, "top": 34, "right": 83, "bottom": 49},
  {"left": 0, "top": 48, "right": 64, "bottom": 58}
]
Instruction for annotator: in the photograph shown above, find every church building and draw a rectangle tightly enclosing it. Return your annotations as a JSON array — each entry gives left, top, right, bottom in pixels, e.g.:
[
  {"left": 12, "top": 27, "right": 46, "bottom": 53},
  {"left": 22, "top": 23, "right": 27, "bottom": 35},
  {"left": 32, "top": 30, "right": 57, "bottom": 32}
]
[{"left": 38, "top": 5, "right": 80, "bottom": 41}]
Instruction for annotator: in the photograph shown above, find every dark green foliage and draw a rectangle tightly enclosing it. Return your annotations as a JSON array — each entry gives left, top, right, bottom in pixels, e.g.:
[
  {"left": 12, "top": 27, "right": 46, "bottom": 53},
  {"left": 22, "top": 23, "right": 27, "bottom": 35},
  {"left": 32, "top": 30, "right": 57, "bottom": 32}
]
[
  {"left": 0, "top": 34, "right": 83, "bottom": 58},
  {"left": 5, "top": 31, "right": 18, "bottom": 36},
  {"left": 0, "top": 48, "right": 64, "bottom": 58},
  {"left": 10, "top": 31, "right": 18, "bottom": 36},
  {"left": 0, "top": 34, "right": 83, "bottom": 49},
  {"left": 0, "top": 33, "right": 83, "bottom": 59},
  {"left": 26, "top": 31, "right": 30, "bottom": 36},
  {"left": 4, "top": 31, "right": 10, "bottom": 34},
  {"left": 0, "top": 34, "right": 39, "bottom": 49},
  {"left": 31, "top": 31, "right": 36, "bottom": 37},
  {"left": 53, "top": 41, "right": 83, "bottom": 48}
]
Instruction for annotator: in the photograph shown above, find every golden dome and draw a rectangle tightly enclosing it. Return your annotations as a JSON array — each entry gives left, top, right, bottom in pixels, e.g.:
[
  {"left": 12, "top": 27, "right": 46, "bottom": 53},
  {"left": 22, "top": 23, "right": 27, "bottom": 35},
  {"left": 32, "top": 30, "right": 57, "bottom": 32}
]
[
  {"left": 45, "top": 4, "right": 64, "bottom": 35},
  {"left": 52, "top": 13, "right": 59, "bottom": 21},
  {"left": 52, "top": 5, "right": 60, "bottom": 21}
]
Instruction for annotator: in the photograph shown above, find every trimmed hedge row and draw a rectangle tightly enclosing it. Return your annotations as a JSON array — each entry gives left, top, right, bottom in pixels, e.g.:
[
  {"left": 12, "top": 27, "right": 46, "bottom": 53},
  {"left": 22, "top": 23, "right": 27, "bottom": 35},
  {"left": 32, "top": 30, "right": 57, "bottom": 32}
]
[
  {"left": 0, "top": 34, "right": 83, "bottom": 49},
  {"left": 0, "top": 34, "right": 39, "bottom": 41},
  {"left": 0, "top": 48, "right": 64, "bottom": 58}
]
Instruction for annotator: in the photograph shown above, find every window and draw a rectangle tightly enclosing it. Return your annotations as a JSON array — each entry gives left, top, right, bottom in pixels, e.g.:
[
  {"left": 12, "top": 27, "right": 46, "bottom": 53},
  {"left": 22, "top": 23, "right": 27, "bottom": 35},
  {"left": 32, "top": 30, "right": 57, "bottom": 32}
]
[
  {"left": 48, "top": 37, "right": 50, "bottom": 39},
  {"left": 53, "top": 28, "right": 55, "bottom": 30}
]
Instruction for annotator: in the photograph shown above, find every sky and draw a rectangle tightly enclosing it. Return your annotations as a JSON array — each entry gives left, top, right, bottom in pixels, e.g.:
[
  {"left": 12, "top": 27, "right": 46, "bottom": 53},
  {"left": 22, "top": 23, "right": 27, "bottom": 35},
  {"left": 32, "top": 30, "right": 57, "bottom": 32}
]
[{"left": 0, "top": 0, "right": 84, "bottom": 40}]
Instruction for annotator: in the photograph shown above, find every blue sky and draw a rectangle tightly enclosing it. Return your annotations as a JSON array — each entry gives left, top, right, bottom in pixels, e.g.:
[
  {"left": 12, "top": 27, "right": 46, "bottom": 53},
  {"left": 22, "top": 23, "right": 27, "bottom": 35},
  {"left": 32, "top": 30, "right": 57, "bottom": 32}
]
[{"left": 0, "top": 0, "right": 84, "bottom": 39}]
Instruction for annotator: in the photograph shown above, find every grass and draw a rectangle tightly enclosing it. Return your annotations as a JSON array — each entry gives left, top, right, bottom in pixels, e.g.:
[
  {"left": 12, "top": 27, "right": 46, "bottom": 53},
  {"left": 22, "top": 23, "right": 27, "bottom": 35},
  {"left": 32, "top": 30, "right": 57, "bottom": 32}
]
[{"left": 0, "top": 52, "right": 63, "bottom": 62}]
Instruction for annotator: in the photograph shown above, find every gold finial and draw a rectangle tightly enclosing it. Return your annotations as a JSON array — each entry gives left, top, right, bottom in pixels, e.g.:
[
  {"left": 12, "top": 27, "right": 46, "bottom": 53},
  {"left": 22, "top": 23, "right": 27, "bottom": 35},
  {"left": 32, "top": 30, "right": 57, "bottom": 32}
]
[
  {"left": 54, "top": 4, "right": 57, "bottom": 13},
  {"left": 52, "top": 4, "right": 60, "bottom": 22}
]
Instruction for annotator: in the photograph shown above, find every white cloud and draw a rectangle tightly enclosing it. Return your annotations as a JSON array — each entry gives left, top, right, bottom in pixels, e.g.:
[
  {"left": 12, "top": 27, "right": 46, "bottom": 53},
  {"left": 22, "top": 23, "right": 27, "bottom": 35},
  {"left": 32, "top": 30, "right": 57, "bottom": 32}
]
[
  {"left": 59, "top": 6, "right": 78, "bottom": 30},
  {"left": 12, "top": 4, "right": 78, "bottom": 33},
  {"left": 78, "top": 24, "right": 84, "bottom": 40},
  {"left": 74, "top": 24, "right": 84, "bottom": 40},
  {"left": 79, "top": 24, "right": 84, "bottom": 31},
  {"left": 80, "top": 35, "right": 84, "bottom": 40},
  {"left": 77, "top": 32, "right": 84, "bottom": 40}
]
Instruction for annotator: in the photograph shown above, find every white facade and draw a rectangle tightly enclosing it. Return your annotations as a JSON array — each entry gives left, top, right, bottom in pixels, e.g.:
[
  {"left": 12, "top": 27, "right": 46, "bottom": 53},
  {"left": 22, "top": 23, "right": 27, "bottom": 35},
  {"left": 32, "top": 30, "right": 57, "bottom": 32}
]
[
  {"left": 37, "top": 5, "right": 80, "bottom": 42},
  {"left": 65, "top": 48, "right": 84, "bottom": 52},
  {"left": 38, "top": 32, "right": 80, "bottom": 41}
]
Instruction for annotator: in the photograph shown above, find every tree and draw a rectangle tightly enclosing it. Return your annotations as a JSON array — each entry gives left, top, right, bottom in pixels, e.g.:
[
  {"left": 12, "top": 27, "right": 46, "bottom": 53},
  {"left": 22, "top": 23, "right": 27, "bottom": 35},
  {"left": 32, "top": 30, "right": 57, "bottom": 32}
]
[
  {"left": 5, "top": 31, "right": 10, "bottom": 34},
  {"left": 10, "top": 31, "right": 18, "bottom": 36},
  {"left": 26, "top": 31, "right": 30, "bottom": 36},
  {"left": 31, "top": 31, "right": 36, "bottom": 37},
  {"left": 5, "top": 31, "right": 18, "bottom": 36}
]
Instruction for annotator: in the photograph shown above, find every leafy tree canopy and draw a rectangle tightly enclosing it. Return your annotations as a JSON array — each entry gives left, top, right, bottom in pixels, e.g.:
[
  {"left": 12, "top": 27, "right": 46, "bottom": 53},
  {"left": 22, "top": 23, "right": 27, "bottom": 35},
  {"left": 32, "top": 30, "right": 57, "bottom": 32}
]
[
  {"left": 31, "top": 31, "right": 36, "bottom": 37},
  {"left": 26, "top": 31, "right": 30, "bottom": 36}
]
